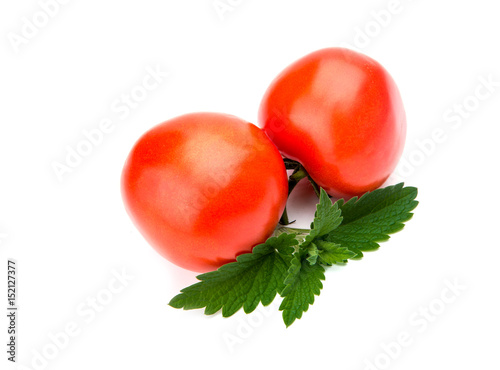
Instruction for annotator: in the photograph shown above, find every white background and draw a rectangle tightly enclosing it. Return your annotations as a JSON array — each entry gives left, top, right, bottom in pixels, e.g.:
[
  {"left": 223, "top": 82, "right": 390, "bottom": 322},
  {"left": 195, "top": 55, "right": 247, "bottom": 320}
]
[{"left": 1, "top": 0, "right": 499, "bottom": 369}]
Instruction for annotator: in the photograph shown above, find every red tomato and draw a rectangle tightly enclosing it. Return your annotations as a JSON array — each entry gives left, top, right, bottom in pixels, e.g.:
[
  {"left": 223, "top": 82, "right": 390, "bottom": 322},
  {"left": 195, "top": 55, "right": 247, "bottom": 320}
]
[
  {"left": 259, "top": 48, "right": 406, "bottom": 198},
  {"left": 121, "top": 112, "right": 288, "bottom": 272}
]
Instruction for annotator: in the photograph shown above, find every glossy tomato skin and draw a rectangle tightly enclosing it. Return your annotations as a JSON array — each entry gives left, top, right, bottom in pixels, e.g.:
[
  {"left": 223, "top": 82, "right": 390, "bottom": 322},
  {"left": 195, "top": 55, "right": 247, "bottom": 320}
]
[
  {"left": 259, "top": 48, "right": 406, "bottom": 198},
  {"left": 121, "top": 113, "right": 288, "bottom": 272}
]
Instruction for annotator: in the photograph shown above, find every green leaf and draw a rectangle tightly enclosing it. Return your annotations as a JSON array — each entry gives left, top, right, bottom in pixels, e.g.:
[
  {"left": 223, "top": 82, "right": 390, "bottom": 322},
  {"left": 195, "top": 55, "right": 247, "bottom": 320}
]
[
  {"left": 315, "top": 240, "right": 357, "bottom": 265},
  {"left": 277, "top": 189, "right": 343, "bottom": 327},
  {"left": 169, "top": 234, "right": 297, "bottom": 316},
  {"left": 279, "top": 260, "right": 325, "bottom": 327},
  {"left": 304, "top": 188, "right": 342, "bottom": 246},
  {"left": 283, "top": 253, "right": 301, "bottom": 286},
  {"left": 326, "top": 183, "right": 418, "bottom": 258},
  {"left": 306, "top": 243, "right": 319, "bottom": 265}
]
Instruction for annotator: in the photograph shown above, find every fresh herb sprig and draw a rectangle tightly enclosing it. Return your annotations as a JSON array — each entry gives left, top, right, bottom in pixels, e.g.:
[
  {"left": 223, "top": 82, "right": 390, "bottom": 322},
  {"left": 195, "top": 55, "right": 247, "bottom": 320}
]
[{"left": 169, "top": 183, "right": 418, "bottom": 327}]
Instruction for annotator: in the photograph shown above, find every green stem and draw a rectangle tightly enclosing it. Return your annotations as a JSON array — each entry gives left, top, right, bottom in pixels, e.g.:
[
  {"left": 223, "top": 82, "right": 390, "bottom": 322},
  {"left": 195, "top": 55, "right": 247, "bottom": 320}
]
[
  {"left": 307, "top": 175, "right": 321, "bottom": 198},
  {"left": 273, "top": 226, "right": 310, "bottom": 241},
  {"left": 279, "top": 157, "right": 323, "bottom": 225},
  {"left": 279, "top": 226, "right": 310, "bottom": 234},
  {"left": 279, "top": 164, "right": 308, "bottom": 225},
  {"left": 283, "top": 158, "right": 301, "bottom": 170}
]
